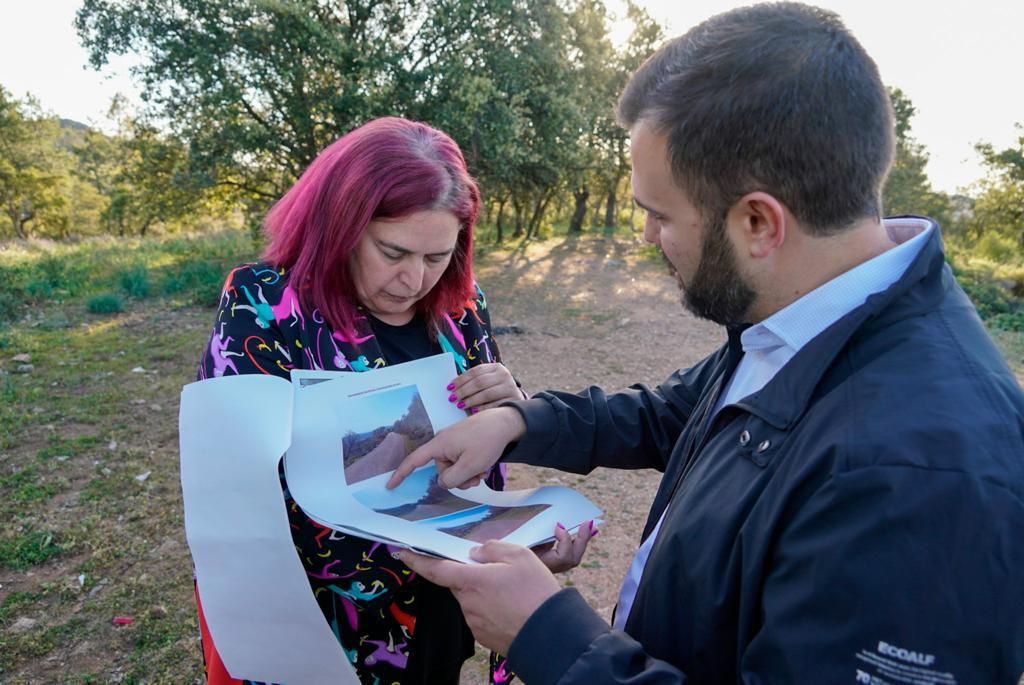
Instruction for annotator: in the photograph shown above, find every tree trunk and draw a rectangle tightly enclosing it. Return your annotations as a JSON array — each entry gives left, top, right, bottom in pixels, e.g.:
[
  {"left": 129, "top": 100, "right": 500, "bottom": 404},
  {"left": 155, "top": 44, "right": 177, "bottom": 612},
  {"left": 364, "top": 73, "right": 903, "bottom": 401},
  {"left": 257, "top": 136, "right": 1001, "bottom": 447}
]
[
  {"left": 495, "top": 197, "right": 507, "bottom": 243},
  {"left": 526, "top": 189, "right": 554, "bottom": 240},
  {"left": 568, "top": 187, "right": 589, "bottom": 233},
  {"left": 14, "top": 204, "right": 32, "bottom": 239},
  {"left": 483, "top": 198, "right": 493, "bottom": 226},
  {"left": 604, "top": 188, "right": 616, "bottom": 232},
  {"left": 512, "top": 197, "right": 524, "bottom": 239}
]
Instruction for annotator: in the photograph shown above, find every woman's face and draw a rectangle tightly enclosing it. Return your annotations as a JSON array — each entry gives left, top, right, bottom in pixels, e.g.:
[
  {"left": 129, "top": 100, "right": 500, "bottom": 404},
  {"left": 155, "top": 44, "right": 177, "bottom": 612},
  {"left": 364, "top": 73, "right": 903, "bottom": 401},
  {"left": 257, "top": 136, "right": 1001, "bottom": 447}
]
[{"left": 349, "top": 209, "right": 461, "bottom": 325}]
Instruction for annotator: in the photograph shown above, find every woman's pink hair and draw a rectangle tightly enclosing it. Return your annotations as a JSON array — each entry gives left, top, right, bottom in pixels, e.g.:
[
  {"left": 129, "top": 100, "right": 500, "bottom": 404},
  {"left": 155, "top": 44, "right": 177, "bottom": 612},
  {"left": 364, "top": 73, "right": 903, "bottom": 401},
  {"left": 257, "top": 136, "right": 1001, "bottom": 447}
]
[{"left": 262, "top": 117, "right": 480, "bottom": 338}]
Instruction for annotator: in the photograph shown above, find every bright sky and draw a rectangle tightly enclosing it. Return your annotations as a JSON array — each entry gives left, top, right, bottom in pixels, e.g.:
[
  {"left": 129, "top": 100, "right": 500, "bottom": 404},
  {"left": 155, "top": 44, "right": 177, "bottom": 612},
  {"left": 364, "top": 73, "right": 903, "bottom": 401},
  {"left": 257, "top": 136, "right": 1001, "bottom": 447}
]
[
  {"left": 613, "top": 0, "right": 1024, "bottom": 195},
  {"left": 337, "top": 384, "right": 420, "bottom": 435},
  {"left": 1, "top": 1, "right": 1020, "bottom": 195}
]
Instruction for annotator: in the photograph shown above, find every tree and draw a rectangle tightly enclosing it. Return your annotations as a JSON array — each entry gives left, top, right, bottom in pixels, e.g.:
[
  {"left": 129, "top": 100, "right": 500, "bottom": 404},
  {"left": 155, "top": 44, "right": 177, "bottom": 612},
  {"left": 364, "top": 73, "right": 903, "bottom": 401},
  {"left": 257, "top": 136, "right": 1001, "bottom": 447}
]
[
  {"left": 882, "top": 88, "right": 951, "bottom": 227},
  {"left": 75, "top": 0, "right": 668, "bottom": 241},
  {"left": 0, "top": 87, "right": 69, "bottom": 238},
  {"left": 597, "top": 2, "right": 662, "bottom": 233},
  {"left": 75, "top": 0, "right": 502, "bottom": 213},
  {"left": 74, "top": 101, "right": 210, "bottom": 237},
  {"left": 970, "top": 125, "right": 1024, "bottom": 247}
]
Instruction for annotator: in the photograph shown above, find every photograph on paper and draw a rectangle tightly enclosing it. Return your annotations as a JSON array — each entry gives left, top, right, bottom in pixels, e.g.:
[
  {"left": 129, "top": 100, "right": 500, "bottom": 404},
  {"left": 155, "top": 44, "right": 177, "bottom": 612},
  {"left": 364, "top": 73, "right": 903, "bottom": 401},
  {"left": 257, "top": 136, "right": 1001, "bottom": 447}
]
[
  {"left": 339, "top": 384, "right": 435, "bottom": 485},
  {"left": 433, "top": 503, "right": 552, "bottom": 543},
  {"left": 284, "top": 353, "right": 603, "bottom": 561},
  {"left": 353, "top": 465, "right": 487, "bottom": 521}
]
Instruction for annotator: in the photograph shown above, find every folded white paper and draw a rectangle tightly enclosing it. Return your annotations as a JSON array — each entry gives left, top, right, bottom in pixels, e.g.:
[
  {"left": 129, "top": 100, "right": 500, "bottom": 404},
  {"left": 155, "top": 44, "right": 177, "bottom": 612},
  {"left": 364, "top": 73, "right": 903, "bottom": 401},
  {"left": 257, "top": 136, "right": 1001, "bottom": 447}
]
[{"left": 179, "top": 353, "right": 602, "bottom": 683}]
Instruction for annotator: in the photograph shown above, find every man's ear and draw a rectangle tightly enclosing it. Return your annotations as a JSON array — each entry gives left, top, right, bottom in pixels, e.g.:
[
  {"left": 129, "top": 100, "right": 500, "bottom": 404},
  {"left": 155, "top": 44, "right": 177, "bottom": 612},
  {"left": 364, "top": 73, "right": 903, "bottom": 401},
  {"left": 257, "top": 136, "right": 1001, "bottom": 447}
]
[{"left": 726, "top": 192, "right": 786, "bottom": 259}]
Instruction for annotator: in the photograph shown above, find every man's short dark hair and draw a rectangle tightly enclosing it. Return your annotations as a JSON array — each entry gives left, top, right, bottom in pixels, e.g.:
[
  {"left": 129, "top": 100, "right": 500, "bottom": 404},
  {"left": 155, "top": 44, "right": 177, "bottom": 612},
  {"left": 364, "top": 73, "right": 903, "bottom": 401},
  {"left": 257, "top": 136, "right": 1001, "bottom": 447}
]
[{"left": 618, "top": 2, "right": 895, "bottom": 235}]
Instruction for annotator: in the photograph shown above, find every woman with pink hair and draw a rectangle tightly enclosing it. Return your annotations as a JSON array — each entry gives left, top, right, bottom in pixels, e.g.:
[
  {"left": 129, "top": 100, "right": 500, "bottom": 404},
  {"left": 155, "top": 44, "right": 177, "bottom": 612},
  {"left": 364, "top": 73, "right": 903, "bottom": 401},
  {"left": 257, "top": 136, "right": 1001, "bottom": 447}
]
[{"left": 195, "top": 118, "right": 586, "bottom": 684}]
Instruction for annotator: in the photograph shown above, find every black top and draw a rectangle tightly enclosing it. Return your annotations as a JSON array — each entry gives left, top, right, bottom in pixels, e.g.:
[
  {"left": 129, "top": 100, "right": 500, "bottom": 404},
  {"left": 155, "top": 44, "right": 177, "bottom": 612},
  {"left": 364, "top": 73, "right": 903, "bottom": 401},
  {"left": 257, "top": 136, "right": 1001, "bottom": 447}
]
[{"left": 369, "top": 314, "right": 442, "bottom": 365}]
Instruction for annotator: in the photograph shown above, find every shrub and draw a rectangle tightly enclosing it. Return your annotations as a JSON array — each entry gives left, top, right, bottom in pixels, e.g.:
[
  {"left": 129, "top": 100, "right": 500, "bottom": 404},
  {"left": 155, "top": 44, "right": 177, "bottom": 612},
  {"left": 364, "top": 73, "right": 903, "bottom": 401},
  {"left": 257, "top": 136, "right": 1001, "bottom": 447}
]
[
  {"left": 25, "top": 279, "right": 54, "bottom": 300},
  {"left": 160, "top": 260, "right": 224, "bottom": 307},
  {"left": 119, "top": 265, "right": 152, "bottom": 298},
  {"left": 989, "top": 311, "right": 1024, "bottom": 332},
  {"left": 975, "top": 233, "right": 1019, "bottom": 264},
  {"left": 87, "top": 293, "right": 124, "bottom": 314},
  {"left": 0, "top": 291, "right": 21, "bottom": 324}
]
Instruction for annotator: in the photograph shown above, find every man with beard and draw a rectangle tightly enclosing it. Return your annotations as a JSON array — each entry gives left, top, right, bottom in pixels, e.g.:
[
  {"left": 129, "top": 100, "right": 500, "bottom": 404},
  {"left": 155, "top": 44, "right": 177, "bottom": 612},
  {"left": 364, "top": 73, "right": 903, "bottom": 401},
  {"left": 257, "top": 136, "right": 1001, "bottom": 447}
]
[{"left": 387, "top": 3, "right": 1024, "bottom": 683}]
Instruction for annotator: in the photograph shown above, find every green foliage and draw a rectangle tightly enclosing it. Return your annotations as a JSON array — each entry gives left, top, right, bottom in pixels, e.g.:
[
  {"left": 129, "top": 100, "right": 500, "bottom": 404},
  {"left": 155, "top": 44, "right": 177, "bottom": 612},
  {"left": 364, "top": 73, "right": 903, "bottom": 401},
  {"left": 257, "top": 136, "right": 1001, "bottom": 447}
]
[
  {"left": 969, "top": 125, "right": 1024, "bottom": 248},
  {"left": 0, "top": 590, "right": 39, "bottom": 622},
  {"left": 0, "top": 529, "right": 63, "bottom": 569},
  {"left": 74, "top": 105, "right": 214, "bottom": 238},
  {"left": 0, "top": 465, "right": 63, "bottom": 504},
  {"left": 882, "top": 88, "right": 954, "bottom": 228},
  {"left": 989, "top": 311, "right": 1024, "bottom": 332},
  {"left": 0, "top": 290, "right": 19, "bottom": 323},
  {"left": 86, "top": 293, "right": 125, "bottom": 313},
  {"left": 119, "top": 264, "right": 152, "bottom": 298},
  {"left": 73, "top": 0, "right": 665, "bottom": 240},
  {"left": 0, "top": 87, "right": 72, "bottom": 239},
  {"left": 159, "top": 260, "right": 225, "bottom": 307},
  {"left": 951, "top": 256, "right": 1024, "bottom": 331},
  {"left": 0, "top": 230, "right": 252, "bottom": 316},
  {"left": 975, "top": 232, "right": 1019, "bottom": 263}
]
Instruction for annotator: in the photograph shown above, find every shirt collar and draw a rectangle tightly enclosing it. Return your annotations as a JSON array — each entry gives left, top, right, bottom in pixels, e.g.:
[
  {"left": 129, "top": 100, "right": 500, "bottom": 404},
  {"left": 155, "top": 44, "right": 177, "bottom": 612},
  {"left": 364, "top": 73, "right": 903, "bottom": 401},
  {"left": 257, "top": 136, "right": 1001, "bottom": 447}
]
[{"left": 740, "top": 218, "right": 934, "bottom": 355}]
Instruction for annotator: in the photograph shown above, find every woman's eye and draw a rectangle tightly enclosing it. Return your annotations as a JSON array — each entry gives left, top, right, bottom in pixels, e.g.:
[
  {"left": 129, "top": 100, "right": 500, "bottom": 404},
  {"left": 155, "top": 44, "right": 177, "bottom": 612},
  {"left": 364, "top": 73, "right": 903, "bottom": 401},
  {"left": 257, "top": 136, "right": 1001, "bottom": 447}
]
[
  {"left": 426, "top": 255, "right": 447, "bottom": 265},
  {"left": 383, "top": 252, "right": 402, "bottom": 262}
]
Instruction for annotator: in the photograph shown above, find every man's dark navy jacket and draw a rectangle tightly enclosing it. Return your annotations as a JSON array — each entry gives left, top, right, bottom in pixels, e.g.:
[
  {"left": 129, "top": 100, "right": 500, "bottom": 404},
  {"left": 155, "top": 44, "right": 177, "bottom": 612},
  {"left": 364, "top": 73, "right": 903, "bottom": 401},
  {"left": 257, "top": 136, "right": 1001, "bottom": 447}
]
[{"left": 504, "top": 223, "right": 1024, "bottom": 684}]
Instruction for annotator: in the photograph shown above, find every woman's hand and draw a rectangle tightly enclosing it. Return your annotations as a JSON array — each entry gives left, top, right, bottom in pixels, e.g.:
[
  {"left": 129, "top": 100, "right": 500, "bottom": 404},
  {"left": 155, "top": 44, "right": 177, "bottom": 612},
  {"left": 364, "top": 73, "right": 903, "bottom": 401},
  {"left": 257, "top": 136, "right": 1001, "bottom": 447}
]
[
  {"left": 532, "top": 520, "right": 599, "bottom": 574},
  {"left": 447, "top": 362, "right": 526, "bottom": 413}
]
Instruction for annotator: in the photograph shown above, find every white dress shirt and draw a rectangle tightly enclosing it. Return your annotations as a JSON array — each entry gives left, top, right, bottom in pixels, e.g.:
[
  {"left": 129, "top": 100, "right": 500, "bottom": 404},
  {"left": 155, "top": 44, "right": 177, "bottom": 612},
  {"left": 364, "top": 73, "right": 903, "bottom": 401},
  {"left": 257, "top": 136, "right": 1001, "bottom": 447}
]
[{"left": 612, "top": 219, "right": 934, "bottom": 629}]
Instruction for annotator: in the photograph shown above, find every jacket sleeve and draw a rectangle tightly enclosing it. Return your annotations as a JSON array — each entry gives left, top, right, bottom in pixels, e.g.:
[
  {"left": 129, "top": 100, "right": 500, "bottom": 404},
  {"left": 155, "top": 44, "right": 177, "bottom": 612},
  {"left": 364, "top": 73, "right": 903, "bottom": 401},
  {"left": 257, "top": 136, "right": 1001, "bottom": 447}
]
[
  {"left": 506, "top": 465, "right": 1024, "bottom": 685},
  {"left": 196, "top": 265, "right": 293, "bottom": 382},
  {"left": 502, "top": 351, "right": 723, "bottom": 474},
  {"left": 739, "top": 464, "right": 1024, "bottom": 684},
  {"left": 507, "top": 589, "right": 689, "bottom": 685}
]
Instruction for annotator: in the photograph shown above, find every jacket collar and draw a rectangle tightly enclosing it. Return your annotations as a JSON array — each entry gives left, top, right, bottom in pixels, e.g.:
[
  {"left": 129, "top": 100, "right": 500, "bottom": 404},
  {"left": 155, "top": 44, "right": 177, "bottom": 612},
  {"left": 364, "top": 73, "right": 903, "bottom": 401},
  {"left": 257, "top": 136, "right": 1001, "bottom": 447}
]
[{"left": 733, "top": 216, "right": 946, "bottom": 429}]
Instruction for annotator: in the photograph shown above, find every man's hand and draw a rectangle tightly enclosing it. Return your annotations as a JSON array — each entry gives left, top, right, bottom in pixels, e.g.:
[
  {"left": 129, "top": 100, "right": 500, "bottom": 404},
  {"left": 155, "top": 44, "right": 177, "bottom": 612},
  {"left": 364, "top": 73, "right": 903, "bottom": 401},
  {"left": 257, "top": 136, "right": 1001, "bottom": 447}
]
[
  {"left": 387, "top": 406, "right": 526, "bottom": 489},
  {"left": 398, "top": 541, "right": 562, "bottom": 655},
  {"left": 533, "top": 520, "right": 598, "bottom": 573},
  {"left": 447, "top": 363, "right": 527, "bottom": 412}
]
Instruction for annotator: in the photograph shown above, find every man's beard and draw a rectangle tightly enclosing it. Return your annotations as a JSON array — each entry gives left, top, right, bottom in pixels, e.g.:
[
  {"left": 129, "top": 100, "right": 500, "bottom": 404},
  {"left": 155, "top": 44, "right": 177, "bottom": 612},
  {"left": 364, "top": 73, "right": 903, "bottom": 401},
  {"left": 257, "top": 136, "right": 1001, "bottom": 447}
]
[{"left": 663, "top": 217, "right": 756, "bottom": 326}]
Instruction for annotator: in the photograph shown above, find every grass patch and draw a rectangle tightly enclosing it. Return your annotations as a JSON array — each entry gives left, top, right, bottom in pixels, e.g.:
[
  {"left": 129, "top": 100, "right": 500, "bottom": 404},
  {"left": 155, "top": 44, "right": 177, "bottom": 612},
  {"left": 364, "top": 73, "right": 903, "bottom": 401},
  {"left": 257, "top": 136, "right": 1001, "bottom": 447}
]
[
  {"left": 0, "top": 466, "right": 64, "bottom": 504},
  {"left": 36, "top": 435, "right": 102, "bottom": 462},
  {"left": 0, "top": 230, "right": 254, "bottom": 318},
  {"left": 0, "top": 529, "right": 64, "bottom": 570},
  {"left": 0, "top": 591, "right": 40, "bottom": 623},
  {"left": 86, "top": 294, "right": 125, "bottom": 314}
]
